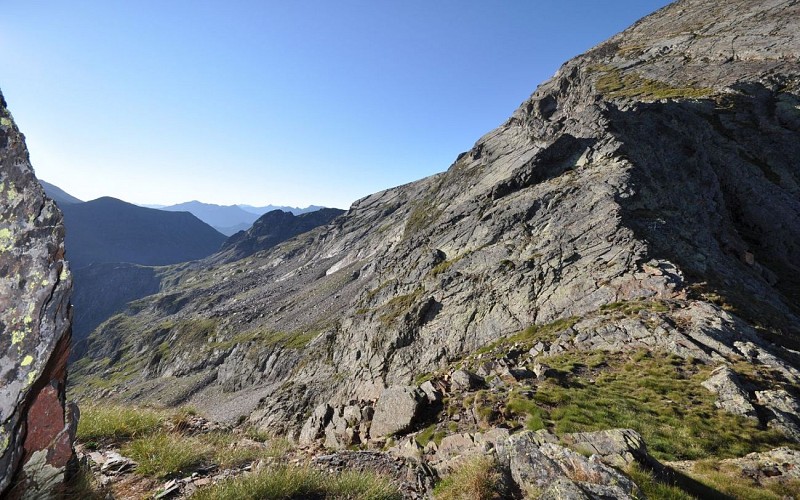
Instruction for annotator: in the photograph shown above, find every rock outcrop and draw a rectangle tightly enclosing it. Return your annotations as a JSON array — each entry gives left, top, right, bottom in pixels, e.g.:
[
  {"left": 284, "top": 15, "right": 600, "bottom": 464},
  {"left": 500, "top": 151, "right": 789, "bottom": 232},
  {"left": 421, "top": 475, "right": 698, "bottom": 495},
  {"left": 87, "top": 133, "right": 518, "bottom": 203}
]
[
  {"left": 0, "top": 91, "right": 75, "bottom": 497},
  {"left": 213, "top": 207, "right": 345, "bottom": 264},
  {"left": 72, "top": 4, "right": 800, "bottom": 490}
]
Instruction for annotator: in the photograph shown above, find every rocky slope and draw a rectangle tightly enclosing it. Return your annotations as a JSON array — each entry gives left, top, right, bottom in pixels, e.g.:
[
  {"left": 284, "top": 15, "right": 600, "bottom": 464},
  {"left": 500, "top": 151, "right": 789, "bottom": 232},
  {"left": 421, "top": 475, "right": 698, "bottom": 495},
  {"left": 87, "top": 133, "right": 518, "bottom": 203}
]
[
  {"left": 0, "top": 92, "right": 75, "bottom": 497},
  {"left": 73, "top": 0, "right": 800, "bottom": 496}
]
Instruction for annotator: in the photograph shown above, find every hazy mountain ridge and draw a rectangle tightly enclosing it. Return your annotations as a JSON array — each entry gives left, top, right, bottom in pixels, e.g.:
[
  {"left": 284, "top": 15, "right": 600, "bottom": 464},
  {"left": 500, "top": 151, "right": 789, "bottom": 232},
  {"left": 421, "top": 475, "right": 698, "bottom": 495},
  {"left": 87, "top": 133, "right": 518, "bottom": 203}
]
[
  {"left": 161, "top": 200, "right": 329, "bottom": 235},
  {"left": 70, "top": 0, "right": 800, "bottom": 496},
  {"left": 40, "top": 179, "right": 83, "bottom": 205},
  {"left": 61, "top": 196, "right": 227, "bottom": 269}
]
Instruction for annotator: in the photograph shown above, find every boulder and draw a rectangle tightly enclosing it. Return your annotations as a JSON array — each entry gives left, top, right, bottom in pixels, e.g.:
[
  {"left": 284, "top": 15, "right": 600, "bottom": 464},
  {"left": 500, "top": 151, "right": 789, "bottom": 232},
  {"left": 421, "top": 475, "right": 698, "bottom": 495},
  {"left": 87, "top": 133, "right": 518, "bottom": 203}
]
[
  {"left": 756, "top": 390, "right": 800, "bottom": 442},
  {"left": 370, "top": 386, "right": 425, "bottom": 438},
  {"left": 450, "top": 369, "right": 483, "bottom": 391},
  {"left": 324, "top": 410, "right": 349, "bottom": 450},
  {"left": 701, "top": 366, "right": 757, "bottom": 419},
  {"left": 532, "top": 363, "right": 556, "bottom": 379},
  {"left": 342, "top": 405, "right": 362, "bottom": 427},
  {"left": 497, "top": 431, "right": 640, "bottom": 497},
  {"left": 561, "top": 428, "right": 649, "bottom": 467},
  {"left": 0, "top": 91, "right": 75, "bottom": 497},
  {"left": 419, "top": 380, "right": 442, "bottom": 403},
  {"left": 387, "top": 436, "right": 423, "bottom": 461},
  {"left": 298, "top": 403, "right": 333, "bottom": 446}
]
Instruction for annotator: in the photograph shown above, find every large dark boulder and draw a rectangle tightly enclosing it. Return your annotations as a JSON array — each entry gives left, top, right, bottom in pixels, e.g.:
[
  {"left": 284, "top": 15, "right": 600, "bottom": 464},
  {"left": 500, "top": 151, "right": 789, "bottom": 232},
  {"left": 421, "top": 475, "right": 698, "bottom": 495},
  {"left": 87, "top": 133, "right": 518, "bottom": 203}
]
[{"left": 0, "top": 90, "right": 75, "bottom": 497}]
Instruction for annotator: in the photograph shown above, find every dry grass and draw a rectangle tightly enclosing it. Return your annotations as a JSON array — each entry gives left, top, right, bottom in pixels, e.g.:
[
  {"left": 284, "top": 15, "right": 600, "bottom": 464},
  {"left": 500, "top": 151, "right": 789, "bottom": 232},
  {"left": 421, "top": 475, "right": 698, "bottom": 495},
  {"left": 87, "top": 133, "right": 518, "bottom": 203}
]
[
  {"left": 77, "top": 404, "right": 164, "bottom": 444},
  {"left": 433, "top": 456, "right": 504, "bottom": 500},
  {"left": 190, "top": 465, "right": 401, "bottom": 500}
]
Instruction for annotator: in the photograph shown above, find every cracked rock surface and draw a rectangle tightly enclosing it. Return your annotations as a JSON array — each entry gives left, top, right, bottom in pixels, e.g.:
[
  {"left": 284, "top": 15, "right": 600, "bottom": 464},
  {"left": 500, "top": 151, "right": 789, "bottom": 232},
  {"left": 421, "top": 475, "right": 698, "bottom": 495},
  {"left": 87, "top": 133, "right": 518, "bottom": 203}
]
[{"left": 0, "top": 91, "right": 74, "bottom": 497}]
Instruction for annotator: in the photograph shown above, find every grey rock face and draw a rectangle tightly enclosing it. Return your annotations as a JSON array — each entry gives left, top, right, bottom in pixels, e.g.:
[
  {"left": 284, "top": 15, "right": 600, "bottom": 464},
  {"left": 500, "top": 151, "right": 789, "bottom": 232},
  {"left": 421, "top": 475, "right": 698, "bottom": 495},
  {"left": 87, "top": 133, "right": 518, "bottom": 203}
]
[
  {"left": 72, "top": 0, "right": 800, "bottom": 451},
  {"left": 0, "top": 91, "right": 74, "bottom": 497},
  {"left": 756, "top": 390, "right": 800, "bottom": 442},
  {"left": 701, "top": 366, "right": 758, "bottom": 419},
  {"left": 497, "top": 432, "right": 640, "bottom": 498},
  {"left": 370, "top": 386, "right": 425, "bottom": 438}
]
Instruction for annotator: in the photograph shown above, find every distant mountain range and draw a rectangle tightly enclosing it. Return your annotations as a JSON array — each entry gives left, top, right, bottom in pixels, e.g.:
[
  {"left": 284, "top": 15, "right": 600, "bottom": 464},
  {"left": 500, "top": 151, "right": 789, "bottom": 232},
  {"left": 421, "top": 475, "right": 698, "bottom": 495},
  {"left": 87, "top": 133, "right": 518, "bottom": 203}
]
[
  {"left": 40, "top": 180, "right": 327, "bottom": 235},
  {"left": 39, "top": 181, "right": 339, "bottom": 358},
  {"left": 60, "top": 197, "right": 227, "bottom": 269},
  {"left": 160, "top": 201, "right": 326, "bottom": 235},
  {"left": 159, "top": 201, "right": 261, "bottom": 235}
]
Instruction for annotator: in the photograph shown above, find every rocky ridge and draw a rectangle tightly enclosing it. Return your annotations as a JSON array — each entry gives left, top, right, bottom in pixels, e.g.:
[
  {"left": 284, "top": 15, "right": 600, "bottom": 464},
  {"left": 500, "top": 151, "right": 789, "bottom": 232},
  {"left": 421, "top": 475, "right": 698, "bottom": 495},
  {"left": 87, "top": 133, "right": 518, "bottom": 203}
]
[{"left": 73, "top": 0, "right": 800, "bottom": 497}]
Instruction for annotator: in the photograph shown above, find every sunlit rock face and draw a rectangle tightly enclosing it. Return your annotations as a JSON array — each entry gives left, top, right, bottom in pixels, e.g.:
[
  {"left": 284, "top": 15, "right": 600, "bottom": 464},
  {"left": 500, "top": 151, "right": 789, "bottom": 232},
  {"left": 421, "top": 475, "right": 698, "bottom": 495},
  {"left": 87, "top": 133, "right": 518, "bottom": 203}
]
[
  {"left": 0, "top": 90, "right": 75, "bottom": 498},
  {"left": 73, "top": 0, "right": 800, "bottom": 453}
]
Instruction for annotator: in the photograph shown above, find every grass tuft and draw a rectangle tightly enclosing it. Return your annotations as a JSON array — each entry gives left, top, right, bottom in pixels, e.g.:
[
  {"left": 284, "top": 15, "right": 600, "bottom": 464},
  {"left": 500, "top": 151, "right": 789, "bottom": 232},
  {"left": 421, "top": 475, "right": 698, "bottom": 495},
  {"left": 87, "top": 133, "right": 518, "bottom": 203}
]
[
  {"left": 625, "top": 463, "right": 695, "bottom": 500},
  {"left": 190, "top": 465, "right": 401, "bottom": 500},
  {"left": 77, "top": 405, "right": 164, "bottom": 444},
  {"left": 122, "top": 432, "right": 209, "bottom": 478},
  {"left": 433, "top": 456, "right": 504, "bottom": 500}
]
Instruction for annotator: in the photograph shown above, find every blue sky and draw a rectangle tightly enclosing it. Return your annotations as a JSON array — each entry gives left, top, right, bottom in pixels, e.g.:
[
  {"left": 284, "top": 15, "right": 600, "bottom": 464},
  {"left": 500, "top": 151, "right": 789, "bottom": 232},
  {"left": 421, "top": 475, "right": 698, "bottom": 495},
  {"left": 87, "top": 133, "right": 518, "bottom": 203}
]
[{"left": 0, "top": 1, "right": 671, "bottom": 209}]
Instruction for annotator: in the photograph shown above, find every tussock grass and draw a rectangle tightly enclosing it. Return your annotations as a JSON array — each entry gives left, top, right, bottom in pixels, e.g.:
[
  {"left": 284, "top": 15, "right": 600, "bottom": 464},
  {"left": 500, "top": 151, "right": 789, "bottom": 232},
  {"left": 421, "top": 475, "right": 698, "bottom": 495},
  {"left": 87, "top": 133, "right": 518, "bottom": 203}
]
[
  {"left": 190, "top": 465, "right": 401, "bottom": 500},
  {"left": 77, "top": 405, "right": 163, "bottom": 443},
  {"left": 433, "top": 456, "right": 504, "bottom": 500},
  {"left": 687, "top": 460, "right": 800, "bottom": 499},
  {"left": 625, "top": 463, "right": 695, "bottom": 500},
  {"left": 530, "top": 350, "right": 788, "bottom": 461},
  {"left": 122, "top": 432, "right": 209, "bottom": 478},
  {"left": 63, "top": 460, "right": 108, "bottom": 499}
]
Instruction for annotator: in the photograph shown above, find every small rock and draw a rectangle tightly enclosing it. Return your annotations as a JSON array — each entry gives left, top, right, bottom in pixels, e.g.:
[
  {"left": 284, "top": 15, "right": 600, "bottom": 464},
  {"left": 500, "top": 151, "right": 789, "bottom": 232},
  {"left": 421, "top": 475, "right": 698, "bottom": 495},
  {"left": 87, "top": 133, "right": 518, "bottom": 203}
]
[
  {"left": 419, "top": 380, "right": 442, "bottom": 403},
  {"left": 701, "top": 366, "right": 757, "bottom": 419},
  {"left": 532, "top": 363, "right": 555, "bottom": 379},
  {"left": 561, "top": 429, "right": 648, "bottom": 467},
  {"left": 450, "top": 369, "right": 484, "bottom": 391},
  {"left": 194, "top": 477, "right": 211, "bottom": 486}
]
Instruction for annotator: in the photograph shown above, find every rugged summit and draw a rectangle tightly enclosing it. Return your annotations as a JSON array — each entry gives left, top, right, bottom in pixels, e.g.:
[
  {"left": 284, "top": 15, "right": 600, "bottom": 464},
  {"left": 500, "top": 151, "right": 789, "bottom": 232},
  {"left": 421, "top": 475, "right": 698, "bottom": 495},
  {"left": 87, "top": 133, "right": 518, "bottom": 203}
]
[
  {"left": 74, "top": 0, "right": 800, "bottom": 496},
  {"left": 213, "top": 207, "right": 346, "bottom": 264},
  {"left": 0, "top": 92, "right": 75, "bottom": 497}
]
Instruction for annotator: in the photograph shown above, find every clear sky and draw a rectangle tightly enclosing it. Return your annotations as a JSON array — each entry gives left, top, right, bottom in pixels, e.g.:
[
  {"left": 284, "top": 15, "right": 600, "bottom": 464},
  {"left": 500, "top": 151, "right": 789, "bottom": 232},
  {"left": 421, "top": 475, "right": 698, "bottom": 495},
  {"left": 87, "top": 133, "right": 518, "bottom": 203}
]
[{"left": 0, "top": 1, "right": 671, "bottom": 209}]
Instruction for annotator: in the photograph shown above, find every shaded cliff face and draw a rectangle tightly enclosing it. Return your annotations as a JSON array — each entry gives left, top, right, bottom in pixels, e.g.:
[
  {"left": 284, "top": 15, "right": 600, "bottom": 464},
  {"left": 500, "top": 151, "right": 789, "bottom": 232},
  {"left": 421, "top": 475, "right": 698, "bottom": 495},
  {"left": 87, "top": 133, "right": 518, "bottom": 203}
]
[
  {"left": 74, "top": 0, "right": 799, "bottom": 445},
  {"left": 0, "top": 92, "right": 75, "bottom": 497}
]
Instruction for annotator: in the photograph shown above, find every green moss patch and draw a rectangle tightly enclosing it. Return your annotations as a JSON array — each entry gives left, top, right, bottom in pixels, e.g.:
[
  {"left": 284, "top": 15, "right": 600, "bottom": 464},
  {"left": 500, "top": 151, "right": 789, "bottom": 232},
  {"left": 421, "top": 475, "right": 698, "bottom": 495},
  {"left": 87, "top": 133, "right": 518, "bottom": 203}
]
[
  {"left": 594, "top": 65, "right": 714, "bottom": 101},
  {"left": 529, "top": 350, "right": 788, "bottom": 461}
]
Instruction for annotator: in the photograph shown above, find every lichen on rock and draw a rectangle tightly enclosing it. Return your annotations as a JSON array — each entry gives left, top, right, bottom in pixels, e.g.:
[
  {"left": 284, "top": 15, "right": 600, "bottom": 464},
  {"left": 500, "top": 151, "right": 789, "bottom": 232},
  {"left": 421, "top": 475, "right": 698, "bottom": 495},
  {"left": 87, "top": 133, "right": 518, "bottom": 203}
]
[{"left": 0, "top": 89, "right": 75, "bottom": 497}]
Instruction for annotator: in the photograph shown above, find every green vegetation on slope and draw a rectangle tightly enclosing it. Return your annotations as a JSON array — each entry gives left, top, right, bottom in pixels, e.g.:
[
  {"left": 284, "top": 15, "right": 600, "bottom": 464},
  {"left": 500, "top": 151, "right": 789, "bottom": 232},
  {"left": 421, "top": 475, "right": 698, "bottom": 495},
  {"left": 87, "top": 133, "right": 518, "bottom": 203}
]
[
  {"left": 77, "top": 404, "right": 288, "bottom": 480},
  {"left": 433, "top": 456, "right": 505, "bottom": 500},
  {"left": 530, "top": 350, "right": 786, "bottom": 460},
  {"left": 593, "top": 65, "right": 714, "bottom": 100}
]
